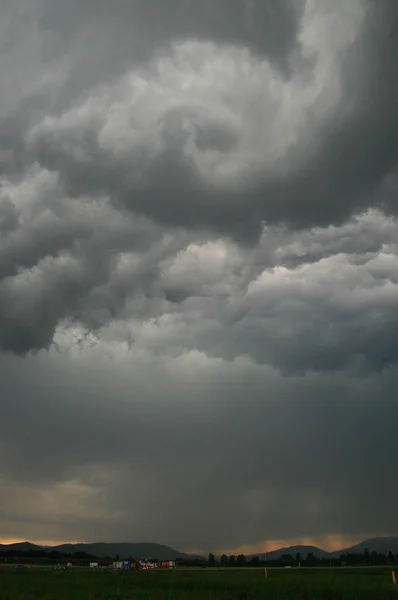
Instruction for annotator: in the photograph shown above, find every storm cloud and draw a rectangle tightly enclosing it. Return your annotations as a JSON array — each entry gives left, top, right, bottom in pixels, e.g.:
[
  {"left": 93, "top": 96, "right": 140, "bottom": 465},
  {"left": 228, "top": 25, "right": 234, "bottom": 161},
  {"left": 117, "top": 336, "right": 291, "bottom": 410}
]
[{"left": 1, "top": 0, "right": 398, "bottom": 552}]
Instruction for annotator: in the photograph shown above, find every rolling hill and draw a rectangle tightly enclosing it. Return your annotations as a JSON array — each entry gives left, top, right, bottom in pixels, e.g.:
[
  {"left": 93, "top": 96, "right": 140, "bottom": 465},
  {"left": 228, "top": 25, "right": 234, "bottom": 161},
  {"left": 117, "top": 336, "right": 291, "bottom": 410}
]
[
  {"left": 246, "top": 537, "right": 398, "bottom": 560},
  {"left": 248, "top": 545, "right": 330, "bottom": 561},
  {"left": 0, "top": 541, "right": 201, "bottom": 560},
  {"left": 0, "top": 542, "right": 42, "bottom": 553},
  {"left": 331, "top": 537, "right": 398, "bottom": 557},
  {"left": 49, "top": 542, "right": 199, "bottom": 560},
  {"left": 1, "top": 537, "right": 398, "bottom": 560}
]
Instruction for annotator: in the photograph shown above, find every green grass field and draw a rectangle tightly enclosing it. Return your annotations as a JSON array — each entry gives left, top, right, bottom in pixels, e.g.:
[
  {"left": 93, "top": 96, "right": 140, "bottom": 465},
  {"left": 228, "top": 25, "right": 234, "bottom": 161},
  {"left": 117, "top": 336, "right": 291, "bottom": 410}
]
[{"left": 0, "top": 567, "right": 397, "bottom": 600}]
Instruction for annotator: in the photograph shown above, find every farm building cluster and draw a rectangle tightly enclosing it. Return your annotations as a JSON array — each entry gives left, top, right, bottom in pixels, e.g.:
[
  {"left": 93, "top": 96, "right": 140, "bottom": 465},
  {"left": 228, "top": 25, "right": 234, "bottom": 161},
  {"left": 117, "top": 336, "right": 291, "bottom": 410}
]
[{"left": 85, "top": 559, "right": 176, "bottom": 570}]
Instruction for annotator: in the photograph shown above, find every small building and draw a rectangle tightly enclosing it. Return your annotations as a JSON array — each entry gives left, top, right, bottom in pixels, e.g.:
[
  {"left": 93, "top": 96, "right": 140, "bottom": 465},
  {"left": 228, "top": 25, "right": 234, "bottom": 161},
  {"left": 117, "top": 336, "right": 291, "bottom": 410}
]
[{"left": 161, "top": 561, "right": 176, "bottom": 569}]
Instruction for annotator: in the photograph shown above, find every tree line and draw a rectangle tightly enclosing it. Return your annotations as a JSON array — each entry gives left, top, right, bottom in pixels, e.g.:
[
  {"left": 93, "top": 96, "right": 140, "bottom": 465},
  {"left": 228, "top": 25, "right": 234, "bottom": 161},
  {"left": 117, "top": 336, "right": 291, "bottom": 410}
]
[
  {"left": 201, "top": 549, "right": 398, "bottom": 568},
  {"left": 1, "top": 547, "right": 397, "bottom": 567},
  {"left": 0, "top": 549, "right": 112, "bottom": 566}
]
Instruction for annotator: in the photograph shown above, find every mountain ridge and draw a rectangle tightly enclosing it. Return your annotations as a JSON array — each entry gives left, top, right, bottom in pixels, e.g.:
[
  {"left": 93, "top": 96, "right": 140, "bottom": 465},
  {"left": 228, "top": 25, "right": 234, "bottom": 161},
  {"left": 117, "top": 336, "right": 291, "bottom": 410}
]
[
  {"left": 248, "top": 544, "right": 330, "bottom": 561},
  {"left": 1, "top": 537, "right": 398, "bottom": 560},
  {"left": 246, "top": 537, "right": 398, "bottom": 560},
  {"left": 0, "top": 541, "right": 201, "bottom": 560}
]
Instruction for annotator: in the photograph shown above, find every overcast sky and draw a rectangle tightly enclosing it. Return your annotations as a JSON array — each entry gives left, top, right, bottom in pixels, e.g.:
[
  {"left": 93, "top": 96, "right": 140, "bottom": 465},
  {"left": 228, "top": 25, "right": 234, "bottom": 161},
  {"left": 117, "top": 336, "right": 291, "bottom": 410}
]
[{"left": 1, "top": 0, "right": 398, "bottom": 555}]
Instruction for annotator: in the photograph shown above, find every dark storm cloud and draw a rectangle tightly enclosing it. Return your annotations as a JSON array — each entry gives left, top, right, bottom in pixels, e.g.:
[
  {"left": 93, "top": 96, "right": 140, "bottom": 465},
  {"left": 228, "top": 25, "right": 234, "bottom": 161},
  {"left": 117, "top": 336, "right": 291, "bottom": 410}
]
[
  {"left": 1, "top": 0, "right": 398, "bottom": 551},
  {"left": 1, "top": 166, "right": 398, "bottom": 371},
  {"left": 38, "top": 0, "right": 305, "bottom": 94},
  {"left": 0, "top": 93, "right": 53, "bottom": 178},
  {"left": 0, "top": 184, "right": 187, "bottom": 354},
  {"left": 0, "top": 197, "right": 19, "bottom": 234},
  {"left": 140, "top": 211, "right": 398, "bottom": 374},
  {"left": 1, "top": 352, "right": 397, "bottom": 549},
  {"left": 17, "top": 0, "right": 396, "bottom": 243}
]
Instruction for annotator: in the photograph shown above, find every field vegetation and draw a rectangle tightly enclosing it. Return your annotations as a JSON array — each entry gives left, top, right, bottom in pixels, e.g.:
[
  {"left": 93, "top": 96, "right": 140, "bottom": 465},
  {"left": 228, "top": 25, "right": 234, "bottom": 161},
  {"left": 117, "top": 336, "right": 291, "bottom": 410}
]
[{"left": 0, "top": 566, "right": 397, "bottom": 600}]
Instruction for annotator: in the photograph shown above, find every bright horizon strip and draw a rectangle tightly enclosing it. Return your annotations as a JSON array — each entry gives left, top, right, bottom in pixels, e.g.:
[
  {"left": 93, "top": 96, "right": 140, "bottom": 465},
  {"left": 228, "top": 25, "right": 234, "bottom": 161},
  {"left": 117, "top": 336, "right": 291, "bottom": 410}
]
[
  {"left": 1, "top": 532, "right": 391, "bottom": 554},
  {"left": 0, "top": 539, "right": 84, "bottom": 546},
  {"left": 188, "top": 533, "right": 392, "bottom": 556}
]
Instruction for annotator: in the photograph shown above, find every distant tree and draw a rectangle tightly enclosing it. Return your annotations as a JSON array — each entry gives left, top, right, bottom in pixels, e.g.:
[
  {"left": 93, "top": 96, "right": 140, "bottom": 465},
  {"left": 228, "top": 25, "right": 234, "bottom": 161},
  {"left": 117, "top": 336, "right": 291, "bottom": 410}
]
[
  {"left": 364, "top": 548, "right": 370, "bottom": 564},
  {"left": 378, "top": 552, "right": 387, "bottom": 565},
  {"left": 228, "top": 555, "right": 236, "bottom": 567},
  {"left": 370, "top": 551, "right": 377, "bottom": 565},
  {"left": 306, "top": 552, "right": 316, "bottom": 566},
  {"left": 249, "top": 556, "right": 260, "bottom": 567},
  {"left": 207, "top": 553, "right": 216, "bottom": 567},
  {"left": 236, "top": 554, "right": 246, "bottom": 567},
  {"left": 116, "top": 554, "right": 120, "bottom": 561},
  {"left": 295, "top": 553, "right": 301, "bottom": 566},
  {"left": 281, "top": 554, "right": 294, "bottom": 567},
  {"left": 388, "top": 551, "right": 395, "bottom": 564},
  {"left": 220, "top": 554, "right": 228, "bottom": 567}
]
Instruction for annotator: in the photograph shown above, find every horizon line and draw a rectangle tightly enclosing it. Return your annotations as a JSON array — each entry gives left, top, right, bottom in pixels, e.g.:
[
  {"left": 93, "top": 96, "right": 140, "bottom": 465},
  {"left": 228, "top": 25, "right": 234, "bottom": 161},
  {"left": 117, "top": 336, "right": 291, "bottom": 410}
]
[{"left": 1, "top": 533, "right": 396, "bottom": 555}]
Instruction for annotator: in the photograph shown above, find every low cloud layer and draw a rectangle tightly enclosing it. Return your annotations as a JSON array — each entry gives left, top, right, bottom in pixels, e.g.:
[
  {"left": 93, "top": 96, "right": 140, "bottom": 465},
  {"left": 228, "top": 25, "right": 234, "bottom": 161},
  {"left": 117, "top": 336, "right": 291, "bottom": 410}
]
[
  {"left": 2, "top": 350, "right": 398, "bottom": 551},
  {"left": 1, "top": 0, "right": 398, "bottom": 552}
]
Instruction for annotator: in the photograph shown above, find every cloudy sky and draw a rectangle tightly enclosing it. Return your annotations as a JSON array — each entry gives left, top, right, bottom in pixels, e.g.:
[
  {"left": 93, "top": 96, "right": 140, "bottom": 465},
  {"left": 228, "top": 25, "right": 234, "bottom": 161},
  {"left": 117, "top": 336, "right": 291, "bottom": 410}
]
[{"left": 1, "top": 0, "right": 398, "bottom": 555}]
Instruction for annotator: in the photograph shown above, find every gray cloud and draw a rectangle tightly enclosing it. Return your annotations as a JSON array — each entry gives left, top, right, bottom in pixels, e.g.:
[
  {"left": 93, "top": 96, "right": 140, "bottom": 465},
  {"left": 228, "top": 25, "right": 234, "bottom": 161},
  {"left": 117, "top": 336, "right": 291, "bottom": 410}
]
[
  {"left": 156, "top": 220, "right": 398, "bottom": 373},
  {"left": 12, "top": 0, "right": 394, "bottom": 242},
  {"left": 38, "top": 0, "right": 305, "bottom": 95},
  {"left": 1, "top": 351, "right": 397, "bottom": 550},
  {"left": 1, "top": 0, "right": 398, "bottom": 551},
  {"left": 0, "top": 174, "right": 187, "bottom": 353}
]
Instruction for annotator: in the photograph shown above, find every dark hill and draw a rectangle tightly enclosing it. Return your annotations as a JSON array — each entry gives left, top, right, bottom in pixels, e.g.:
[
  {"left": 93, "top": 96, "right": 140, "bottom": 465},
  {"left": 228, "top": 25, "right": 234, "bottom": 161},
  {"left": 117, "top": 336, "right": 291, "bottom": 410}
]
[
  {"left": 0, "top": 541, "right": 201, "bottom": 560},
  {"left": 332, "top": 537, "right": 398, "bottom": 557}
]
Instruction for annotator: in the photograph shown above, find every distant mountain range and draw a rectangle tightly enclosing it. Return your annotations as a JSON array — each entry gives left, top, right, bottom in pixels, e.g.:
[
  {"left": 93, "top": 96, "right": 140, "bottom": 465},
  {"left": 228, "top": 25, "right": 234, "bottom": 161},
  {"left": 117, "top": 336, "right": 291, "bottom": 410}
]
[
  {"left": 249, "top": 545, "right": 330, "bottom": 561},
  {"left": 330, "top": 537, "right": 398, "bottom": 558},
  {"left": 247, "top": 537, "right": 398, "bottom": 560},
  {"left": 0, "top": 541, "right": 200, "bottom": 560},
  {"left": 1, "top": 537, "right": 398, "bottom": 560}
]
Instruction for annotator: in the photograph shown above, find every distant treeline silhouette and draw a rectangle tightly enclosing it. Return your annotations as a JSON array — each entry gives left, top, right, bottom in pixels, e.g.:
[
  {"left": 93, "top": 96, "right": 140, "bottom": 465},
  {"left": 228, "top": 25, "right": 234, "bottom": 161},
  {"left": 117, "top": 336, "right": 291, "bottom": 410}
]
[
  {"left": 1, "top": 547, "right": 397, "bottom": 567},
  {"left": 0, "top": 549, "right": 105, "bottom": 566},
  {"left": 205, "top": 549, "right": 398, "bottom": 568}
]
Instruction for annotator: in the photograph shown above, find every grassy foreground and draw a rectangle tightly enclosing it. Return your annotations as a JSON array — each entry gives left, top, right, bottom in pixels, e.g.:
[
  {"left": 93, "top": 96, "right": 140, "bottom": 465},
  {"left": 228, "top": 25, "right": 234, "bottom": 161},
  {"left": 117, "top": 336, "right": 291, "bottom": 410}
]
[{"left": 0, "top": 566, "right": 397, "bottom": 600}]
